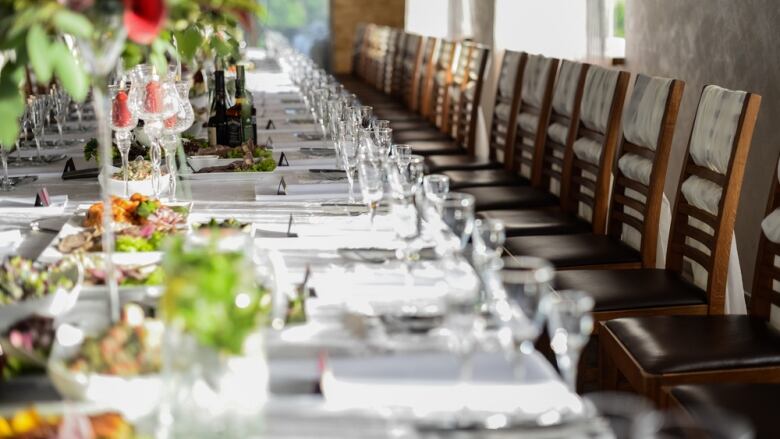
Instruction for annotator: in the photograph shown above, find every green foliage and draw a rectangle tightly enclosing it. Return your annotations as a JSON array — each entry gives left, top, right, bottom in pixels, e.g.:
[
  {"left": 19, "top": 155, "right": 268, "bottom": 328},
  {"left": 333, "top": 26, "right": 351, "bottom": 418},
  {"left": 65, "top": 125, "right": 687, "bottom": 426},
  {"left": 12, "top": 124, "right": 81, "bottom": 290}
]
[
  {"left": 0, "top": 0, "right": 264, "bottom": 149},
  {"left": 614, "top": 0, "right": 626, "bottom": 38},
  {"left": 161, "top": 236, "right": 270, "bottom": 355}
]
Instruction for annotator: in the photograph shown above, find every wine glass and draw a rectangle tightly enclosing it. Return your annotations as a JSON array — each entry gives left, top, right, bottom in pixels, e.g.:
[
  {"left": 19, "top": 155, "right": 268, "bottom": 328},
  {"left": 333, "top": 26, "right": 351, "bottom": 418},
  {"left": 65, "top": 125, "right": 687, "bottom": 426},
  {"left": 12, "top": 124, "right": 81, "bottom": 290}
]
[
  {"left": 357, "top": 151, "right": 384, "bottom": 228},
  {"left": 423, "top": 174, "right": 450, "bottom": 214},
  {"left": 359, "top": 106, "right": 373, "bottom": 128},
  {"left": 388, "top": 155, "right": 425, "bottom": 268},
  {"left": 50, "top": 85, "right": 71, "bottom": 147},
  {"left": 500, "top": 257, "right": 555, "bottom": 381},
  {"left": 136, "top": 68, "right": 179, "bottom": 198},
  {"left": 391, "top": 144, "right": 412, "bottom": 167},
  {"left": 438, "top": 192, "right": 476, "bottom": 255},
  {"left": 160, "top": 81, "right": 195, "bottom": 202},
  {"left": 28, "top": 96, "right": 48, "bottom": 163},
  {"left": 372, "top": 119, "right": 391, "bottom": 130},
  {"left": 110, "top": 82, "right": 139, "bottom": 197},
  {"left": 337, "top": 120, "right": 359, "bottom": 203},
  {"left": 546, "top": 290, "right": 594, "bottom": 392}
]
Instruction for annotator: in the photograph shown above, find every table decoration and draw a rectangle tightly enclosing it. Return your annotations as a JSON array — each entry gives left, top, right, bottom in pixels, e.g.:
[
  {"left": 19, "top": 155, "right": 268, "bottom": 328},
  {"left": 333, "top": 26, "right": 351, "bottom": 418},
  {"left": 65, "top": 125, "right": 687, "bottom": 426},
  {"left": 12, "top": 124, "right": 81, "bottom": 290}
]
[
  {"left": 110, "top": 81, "right": 139, "bottom": 197},
  {"left": 157, "top": 235, "right": 270, "bottom": 437}
]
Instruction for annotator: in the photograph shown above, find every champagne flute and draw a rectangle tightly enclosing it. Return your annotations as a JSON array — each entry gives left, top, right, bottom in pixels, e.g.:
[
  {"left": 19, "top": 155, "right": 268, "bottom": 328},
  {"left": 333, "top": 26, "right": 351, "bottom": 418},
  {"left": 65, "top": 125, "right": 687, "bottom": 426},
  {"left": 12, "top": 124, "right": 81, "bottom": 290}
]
[
  {"left": 546, "top": 290, "right": 594, "bottom": 392},
  {"left": 28, "top": 96, "right": 47, "bottom": 163},
  {"left": 50, "top": 85, "right": 71, "bottom": 147},
  {"left": 337, "top": 120, "right": 359, "bottom": 203}
]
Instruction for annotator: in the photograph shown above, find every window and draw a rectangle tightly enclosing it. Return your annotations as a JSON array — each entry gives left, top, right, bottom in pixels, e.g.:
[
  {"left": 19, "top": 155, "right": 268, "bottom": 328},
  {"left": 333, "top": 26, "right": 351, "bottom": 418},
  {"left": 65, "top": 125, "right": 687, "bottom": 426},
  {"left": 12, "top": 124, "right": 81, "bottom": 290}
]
[
  {"left": 260, "top": 0, "right": 330, "bottom": 68},
  {"left": 605, "top": 0, "right": 626, "bottom": 58}
]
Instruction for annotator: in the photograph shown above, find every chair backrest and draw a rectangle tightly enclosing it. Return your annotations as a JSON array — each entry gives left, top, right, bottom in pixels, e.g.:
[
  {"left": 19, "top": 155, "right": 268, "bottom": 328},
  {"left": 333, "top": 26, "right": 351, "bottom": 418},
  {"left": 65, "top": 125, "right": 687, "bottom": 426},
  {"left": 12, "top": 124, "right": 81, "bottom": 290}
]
[
  {"left": 422, "top": 39, "right": 457, "bottom": 121},
  {"left": 489, "top": 50, "right": 526, "bottom": 168},
  {"left": 665, "top": 85, "right": 761, "bottom": 314},
  {"left": 411, "top": 37, "right": 437, "bottom": 112},
  {"left": 351, "top": 23, "right": 367, "bottom": 76},
  {"left": 448, "top": 42, "right": 490, "bottom": 155},
  {"left": 605, "top": 75, "right": 685, "bottom": 266},
  {"left": 372, "top": 26, "right": 393, "bottom": 90},
  {"left": 538, "top": 60, "right": 590, "bottom": 198},
  {"left": 751, "top": 155, "right": 780, "bottom": 324},
  {"left": 441, "top": 42, "right": 471, "bottom": 133},
  {"left": 394, "top": 32, "right": 418, "bottom": 99},
  {"left": 509, "top": 54, "right": 559, "bottom": 182},
  {"left": 562, "top": 65, "right": 630, "bottom": 234},
  {"left": 383, "top": 28, "right": 404, "bottom": 94}
]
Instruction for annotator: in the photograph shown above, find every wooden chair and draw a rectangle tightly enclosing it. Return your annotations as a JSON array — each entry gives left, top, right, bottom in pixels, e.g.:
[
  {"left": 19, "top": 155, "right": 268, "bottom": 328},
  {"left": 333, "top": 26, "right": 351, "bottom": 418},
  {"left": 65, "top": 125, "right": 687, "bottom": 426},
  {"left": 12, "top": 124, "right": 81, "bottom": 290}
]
[
  {"left": 586, "top": 86, "right": 763, "bottom": 405},
  {"left": 477, "top": 60, "right": 591, "bottom": 232},
  {"left": 396, "top": 43, "right": 490, "bottom": 157},
  {"left": 376, "top": 36, "right": 438, "bottom": 124},
  {"left": 667, "top": 383, "right": 780, "bottom": 438},
  {"left": 426, "top": 53, "right": 559, "bottom": 177},
  {"left": 460, "top": 65, "right": 626, "bottom": 213},
  {"left": 501, "top": 74, "right": 683, "bottom": 269}
]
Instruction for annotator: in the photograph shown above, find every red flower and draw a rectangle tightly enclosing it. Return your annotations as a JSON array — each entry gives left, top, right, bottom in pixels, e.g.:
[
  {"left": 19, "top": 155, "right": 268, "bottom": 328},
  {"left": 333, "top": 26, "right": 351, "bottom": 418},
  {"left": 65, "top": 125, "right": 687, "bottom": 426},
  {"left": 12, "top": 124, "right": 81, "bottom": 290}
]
[{"left": 123, "top": 0, "right": 166, "bottom": 45}]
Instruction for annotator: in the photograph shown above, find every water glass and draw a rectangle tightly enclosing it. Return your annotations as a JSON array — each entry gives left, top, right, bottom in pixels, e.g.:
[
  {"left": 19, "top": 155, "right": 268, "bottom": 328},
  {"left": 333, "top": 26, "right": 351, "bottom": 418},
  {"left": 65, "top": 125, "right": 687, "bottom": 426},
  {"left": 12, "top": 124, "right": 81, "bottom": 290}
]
[
  {"left": 337, "top": 120, "right": 359, "bottom": 202},
  {"left": 359, "top": 106, "right": 373, "bottom": 129},
  {"left": 546, "top": 290, "right": 594, "bottom": 392},
  {"left": 50, "top": 86, "right": 71, "bottom": 147},
  {"left": 29, "top": 96, "right": 48, "bottom": 162}
]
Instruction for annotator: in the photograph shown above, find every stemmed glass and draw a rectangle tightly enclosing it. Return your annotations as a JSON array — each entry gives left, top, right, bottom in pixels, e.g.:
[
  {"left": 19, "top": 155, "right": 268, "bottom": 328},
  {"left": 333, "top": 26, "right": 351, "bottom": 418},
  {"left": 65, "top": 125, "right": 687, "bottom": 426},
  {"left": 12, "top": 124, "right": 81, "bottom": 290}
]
[
  {"left": 50, "top": 85, "right": 71, "bottom": 147},
  {"left": 160, "top": 81, "right": 195, "bottom": 201},
  {"left": 387, "top": 155, "right": 425, "bottom": 267},
  {"left": 436, "top": 192, "right": 481, "bottom": 426},
  {"left": 357, "top": 151, "right": 384, "bottom": 227},
  {"left": 28, "top": 96, "right": 48, "bottom": 163},
  {"left": 423, "top": 174, "right": 450, "bottom": 215},
  {"left": 391, "top": 143, "right": 412, "bottom": 166},
  {"left": 337, "top": 120, "right": 359, "bottom": 202},
  {"left": 110, "top": 81, "right": 139, "bottom": 197},
  {"left": 134, "top": 67, "right": 179, "bottom": 198},
  {"left": 359, "top": 106, "right": 373, "bottom": 128},
  {"left": 500, "top": 257, "right": 555, "bottom": 380},
  {"left": 546, "top": 290, "right": 594, "bottom": 392}
]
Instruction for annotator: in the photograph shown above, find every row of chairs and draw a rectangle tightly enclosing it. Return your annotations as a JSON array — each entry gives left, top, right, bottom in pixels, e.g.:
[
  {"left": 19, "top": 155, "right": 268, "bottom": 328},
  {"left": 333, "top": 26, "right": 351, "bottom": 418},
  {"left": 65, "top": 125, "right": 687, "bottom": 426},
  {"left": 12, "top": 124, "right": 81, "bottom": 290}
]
[{"left": 339, "top": 23, "right": 780, "bottom": 437}]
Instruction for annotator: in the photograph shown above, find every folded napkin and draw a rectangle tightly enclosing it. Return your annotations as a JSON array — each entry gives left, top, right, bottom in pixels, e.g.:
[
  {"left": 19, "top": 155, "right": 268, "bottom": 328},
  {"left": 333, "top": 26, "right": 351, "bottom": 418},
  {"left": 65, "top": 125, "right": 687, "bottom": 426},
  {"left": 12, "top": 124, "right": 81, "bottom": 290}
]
[
  {"left": 0, "top": 195, "right": 68, "bottom": 216},
  {"left": 0, "top": 229, "right": 23, "bottom": 255},
  {"left": 322, "top": 352, "right": 585, "bottom": 418}
]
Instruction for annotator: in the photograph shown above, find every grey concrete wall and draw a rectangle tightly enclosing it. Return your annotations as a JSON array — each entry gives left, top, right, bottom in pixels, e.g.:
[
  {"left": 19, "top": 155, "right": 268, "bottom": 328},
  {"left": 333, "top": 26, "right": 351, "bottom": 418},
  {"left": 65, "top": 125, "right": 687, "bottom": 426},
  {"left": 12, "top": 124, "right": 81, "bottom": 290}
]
[{"left": 626, "top": 0, "right": 780, "bottom": 290}]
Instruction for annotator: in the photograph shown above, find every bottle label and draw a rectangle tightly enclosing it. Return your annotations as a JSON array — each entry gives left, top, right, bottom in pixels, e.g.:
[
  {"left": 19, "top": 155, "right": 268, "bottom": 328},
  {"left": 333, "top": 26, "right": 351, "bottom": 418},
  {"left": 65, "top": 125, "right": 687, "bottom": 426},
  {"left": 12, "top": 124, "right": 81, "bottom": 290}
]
[
  {"left": 208, "top": 127, "right": 217, "bottom": 147},
  {"left": 227, "top": 118, "right": 243, "bottom": 147}
]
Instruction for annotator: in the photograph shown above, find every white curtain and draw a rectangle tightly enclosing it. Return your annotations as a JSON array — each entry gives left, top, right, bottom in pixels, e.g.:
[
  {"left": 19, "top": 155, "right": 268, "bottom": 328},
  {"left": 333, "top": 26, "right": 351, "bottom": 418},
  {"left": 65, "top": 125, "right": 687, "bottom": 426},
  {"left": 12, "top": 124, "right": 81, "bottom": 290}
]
[{"left": 586, "top": 0, "right": 608, "bottom": 59}]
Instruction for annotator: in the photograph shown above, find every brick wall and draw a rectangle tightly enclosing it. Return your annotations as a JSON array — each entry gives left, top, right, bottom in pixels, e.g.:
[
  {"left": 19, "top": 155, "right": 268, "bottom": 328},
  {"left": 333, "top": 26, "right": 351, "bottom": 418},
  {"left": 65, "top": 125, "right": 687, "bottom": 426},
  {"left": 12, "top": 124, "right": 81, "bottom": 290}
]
[{"left": 330, "top": 0, "right": 406, "bottom": 74}]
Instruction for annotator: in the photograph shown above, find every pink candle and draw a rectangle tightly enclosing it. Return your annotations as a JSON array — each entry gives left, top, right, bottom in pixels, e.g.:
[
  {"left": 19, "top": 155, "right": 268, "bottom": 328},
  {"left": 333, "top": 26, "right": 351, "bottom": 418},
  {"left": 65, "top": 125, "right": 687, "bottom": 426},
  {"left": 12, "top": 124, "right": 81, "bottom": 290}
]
[
  {"left": 144, "top": 80, "right": 162, "bottom": 114},
  {"left": 112, "top": 90, "right": 132, "bottom": 128}
]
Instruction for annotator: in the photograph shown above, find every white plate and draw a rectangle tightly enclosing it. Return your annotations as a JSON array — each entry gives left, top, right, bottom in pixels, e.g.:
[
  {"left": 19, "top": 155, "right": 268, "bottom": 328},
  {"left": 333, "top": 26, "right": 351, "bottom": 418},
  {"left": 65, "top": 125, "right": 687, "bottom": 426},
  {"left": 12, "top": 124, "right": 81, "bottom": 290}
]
[{"left": 99, "top": 166, "right": 169, "bottom": 198}]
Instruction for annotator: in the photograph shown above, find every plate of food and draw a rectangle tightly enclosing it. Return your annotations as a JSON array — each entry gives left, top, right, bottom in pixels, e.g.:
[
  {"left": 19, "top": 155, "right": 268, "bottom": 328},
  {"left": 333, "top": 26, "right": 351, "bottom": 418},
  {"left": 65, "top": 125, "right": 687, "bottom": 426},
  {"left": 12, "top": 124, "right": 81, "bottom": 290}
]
[
  {"left": 0, "top": 405, "right": 138, "bottom": 438},
  {"left": 39, "top": 195, "right": 190, "bottom": 262},
  {"left": 0, "top": 257, "right": 83, "bottom": 333},
  {"left": 79, "top": 254, "right": 164, "bottom": 302},
  {"left": 47, "top": 305, "right": 163, "bottom": 420}
]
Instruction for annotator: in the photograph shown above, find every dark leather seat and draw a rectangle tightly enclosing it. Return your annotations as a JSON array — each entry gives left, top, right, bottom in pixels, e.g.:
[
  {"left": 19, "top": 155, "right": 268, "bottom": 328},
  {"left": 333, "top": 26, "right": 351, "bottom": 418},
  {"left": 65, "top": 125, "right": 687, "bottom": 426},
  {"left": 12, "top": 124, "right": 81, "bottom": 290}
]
[
  {"left": 503, "top": 234, "right": 641, "bottom": 268},
  {"left": 425, "top": 155, "right": 501, "bottom": 173},
  {"left": 479, "top": 208, "right": 591, "bottom": 237},
  {"left": 555, "top": 269, "right": 707, "bottom": 312},
  {"left": 393, "top": 128, "right": 451, "bottom": 143},
  {"left": 671, "top": 383, "right": 780, "bottom": 439},
  {"left": 460, "top": 186, "right": 559, "bottom": 211},
  {"left": 444, "top": 169, "right": 529, "bottom": 189},
  {"left": 603, "top": 315, "right": 780, "bottom": 375},
  {"left": 389, "top": 120, "right": 435, "bottom": 131},
  {"left": 408, "top": 140, "right": 465, "bottom": 156}
]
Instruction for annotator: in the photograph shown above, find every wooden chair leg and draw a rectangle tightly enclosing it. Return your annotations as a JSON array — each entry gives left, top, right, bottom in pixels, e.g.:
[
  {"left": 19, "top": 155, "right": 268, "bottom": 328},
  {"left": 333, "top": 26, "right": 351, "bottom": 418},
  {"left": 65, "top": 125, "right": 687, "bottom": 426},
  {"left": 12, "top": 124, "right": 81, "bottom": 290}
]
[{"left": 599, "top": 334, "right": 619, "bottom": 391}]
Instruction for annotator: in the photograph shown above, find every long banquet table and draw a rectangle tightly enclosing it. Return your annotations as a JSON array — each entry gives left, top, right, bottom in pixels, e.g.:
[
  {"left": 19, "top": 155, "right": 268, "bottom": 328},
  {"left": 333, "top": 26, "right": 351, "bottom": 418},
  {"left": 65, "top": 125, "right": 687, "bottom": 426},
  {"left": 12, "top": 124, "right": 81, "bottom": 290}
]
[{"left": 0, "top": 48, "right": 611, "bottom": 438}]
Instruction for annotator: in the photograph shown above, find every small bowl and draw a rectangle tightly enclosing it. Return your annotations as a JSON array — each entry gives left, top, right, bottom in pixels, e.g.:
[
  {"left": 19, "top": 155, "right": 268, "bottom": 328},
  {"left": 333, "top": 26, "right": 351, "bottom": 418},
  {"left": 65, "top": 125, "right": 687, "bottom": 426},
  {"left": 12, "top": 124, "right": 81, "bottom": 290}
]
[
  {"left": 100, "top": 166, "right": 170, "bottom": 197},
  {"left": 48, "top": 316, "right": 164, "bottom": 420}
]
